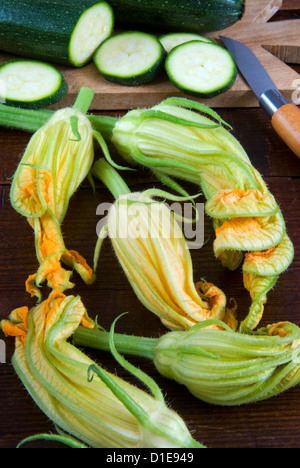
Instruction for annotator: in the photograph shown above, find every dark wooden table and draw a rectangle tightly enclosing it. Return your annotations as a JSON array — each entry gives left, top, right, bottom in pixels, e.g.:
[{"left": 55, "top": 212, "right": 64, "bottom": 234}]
[{"left": 1, "top": 1, "right": 300, "bottom": 449}]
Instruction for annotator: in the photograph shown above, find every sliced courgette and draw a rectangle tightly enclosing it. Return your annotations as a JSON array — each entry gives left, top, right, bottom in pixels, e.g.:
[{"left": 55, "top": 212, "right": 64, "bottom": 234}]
[
  {"left": 0, "top": 60, "right": 68, "bottom": 109},
  {"left": 165, "top": 41, "right": 237, "bottom": 98},
  {"left": 0, "top": 1, "right": 114, "bottom": 67},
  {"left": 159, "top": 33, "right": 214, "bottom": 54},
  {"left": 94, "top": 31, "right": 166, "bottom": 86},
  {"left": 69, "top": 2, "right": 114, "bottom": 67}
]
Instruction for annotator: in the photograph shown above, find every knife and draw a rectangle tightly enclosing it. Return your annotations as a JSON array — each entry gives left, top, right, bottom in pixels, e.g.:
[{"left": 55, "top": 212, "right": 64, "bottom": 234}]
[{"left": 220, "top": 36, "right": 300, "bottom": 159}]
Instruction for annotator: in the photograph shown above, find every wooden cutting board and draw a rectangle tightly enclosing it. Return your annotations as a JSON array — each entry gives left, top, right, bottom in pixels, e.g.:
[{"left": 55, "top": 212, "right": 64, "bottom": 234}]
[{"left": 0, "top": 0, "right": 299, "bottom": 109}]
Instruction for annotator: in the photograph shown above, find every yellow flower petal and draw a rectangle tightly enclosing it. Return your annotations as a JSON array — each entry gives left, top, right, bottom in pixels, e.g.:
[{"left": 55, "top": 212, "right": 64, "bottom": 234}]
[{"left": 104, "top": 193, "right": 231, "bottom": 330}]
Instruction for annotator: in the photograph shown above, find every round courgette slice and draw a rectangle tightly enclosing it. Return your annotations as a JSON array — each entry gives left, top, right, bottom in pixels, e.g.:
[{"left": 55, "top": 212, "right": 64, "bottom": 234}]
[
  {"left": 159, "top": 32, "right": 214, "bottom": 53},
  {"left": 93, "top": 31, "right": 166, "bottom": 86},
  {"left": 0, "top": 59, "right": 68, "bottom": 109},
  {"left": 165, "top": 41, "right": 237, "bottom": 98}
]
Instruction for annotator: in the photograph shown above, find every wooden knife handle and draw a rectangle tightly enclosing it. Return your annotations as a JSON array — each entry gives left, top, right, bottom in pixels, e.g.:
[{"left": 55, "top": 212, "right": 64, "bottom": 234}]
[{"left": 271, "top": 103, "right": 300, "bottom": 158}]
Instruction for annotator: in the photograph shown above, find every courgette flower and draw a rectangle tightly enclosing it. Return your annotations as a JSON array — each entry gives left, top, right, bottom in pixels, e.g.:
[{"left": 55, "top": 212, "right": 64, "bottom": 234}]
[
  {"left": 109, "top": 97, "right": 257, "bottom": 198},
  {"left": 73, "top": 316, "right": 300, "bottom": 407},
  {"left": 92, "top": 158, "right": 237, "bottom": 331},
  {"left": 9, "top": 88, "right": 99, "bottom": 298},
  {"left": 104, "top": 98, "right": 294, "bottom": 331},
  {"left": 1, "top": 294, "right": 204, "bottom": 448},
  {"left": 211, "top": 189, "right": 294, "bottom": 331}
]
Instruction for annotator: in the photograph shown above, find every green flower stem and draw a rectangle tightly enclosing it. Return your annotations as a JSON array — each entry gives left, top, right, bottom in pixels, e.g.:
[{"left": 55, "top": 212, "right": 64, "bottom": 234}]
[
  {"left": 0, "top": 103, "right": 117, "bottom": 141},
  {"left": 72, "top": 87, "right": 94, "bottom": 114},
  {"left": 89, "top": 114, "right": 117, "bottom": 141},
  {"left": 92, "top": 158, "right": 131, "bottom": 199},
  {"left": 73, "top": 325, "right": 157, "bottom": 361},
  {"left": 0, "top": 104, "right": 52, "bottom": 133}
]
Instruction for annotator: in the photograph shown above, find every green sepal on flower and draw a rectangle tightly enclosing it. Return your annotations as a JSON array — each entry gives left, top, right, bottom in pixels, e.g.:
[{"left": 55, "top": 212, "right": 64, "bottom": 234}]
[
  {"left": 110, "top": 98, "right": 256, "bottom": 198},
  {"left": 17, "top": 429, "right": 89, "bottom": 448}
]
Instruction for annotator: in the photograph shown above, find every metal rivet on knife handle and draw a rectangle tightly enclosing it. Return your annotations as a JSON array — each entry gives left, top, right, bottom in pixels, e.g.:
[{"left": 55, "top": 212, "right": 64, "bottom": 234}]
[
  {"left": 271, "top": 104, "right": 300, "bottom": 159},
  {"left": 259, "top": 89, "right": 288, "bottom": 118}
]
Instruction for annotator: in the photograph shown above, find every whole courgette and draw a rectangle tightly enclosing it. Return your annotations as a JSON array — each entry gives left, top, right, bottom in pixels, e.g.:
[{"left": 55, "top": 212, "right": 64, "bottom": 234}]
[
  {"left": 0, "top": 0, "right": 114, "bottom": 67},
  {"left": 57, "top": 0, "right": 245, "bottom": 33},
  {"left": 109, "top": 0, "right": 245, "bottom": 33},
  {"left": 28, "top": 0, "right": 245, "bottom": 34}
]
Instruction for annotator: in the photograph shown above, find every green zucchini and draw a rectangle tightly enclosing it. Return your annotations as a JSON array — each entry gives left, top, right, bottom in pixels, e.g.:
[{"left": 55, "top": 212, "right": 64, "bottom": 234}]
[
  {"left": 0, "top": 59, "right": 68, "bottom": 109},
  {"left": 67, "top": 0, "right": 245, "bottom": 33},
  {"left": 159, "top": 33, "right": 214, "bottom": 53},
  {"left": 41, "top": 0, "right": 245, "bottom": 33},
  {"left": 94, "top": 31, "right": 166, "bottom": 86},
  {"left": 165, "top": 41, "right": 237, "bottom": 98},
  {"left": 0, "top": 1, "right": 114, "bottom": 67}
]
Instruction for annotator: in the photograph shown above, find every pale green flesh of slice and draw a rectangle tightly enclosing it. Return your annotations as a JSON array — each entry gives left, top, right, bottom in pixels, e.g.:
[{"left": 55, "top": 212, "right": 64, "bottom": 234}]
[
  {"left": 0, "top": 62, "right": 61, "bottom": 101},
  {"left": 160, "top": 33, "right": 212, "bottom": 53},
  {"left": 69, "top": 3, "right": 113, "bottom": 66},
  {"left": 97, "top": 34, "right": 161, "bottom": 77},
  {"left": 168, "top": 42, "right": 235, "bottom": 92}
]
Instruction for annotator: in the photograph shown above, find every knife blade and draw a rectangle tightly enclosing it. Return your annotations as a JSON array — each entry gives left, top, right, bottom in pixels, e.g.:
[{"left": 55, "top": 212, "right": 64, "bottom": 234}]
[{"left": 220, "top": 36, "right": 300, "bottom": 159}]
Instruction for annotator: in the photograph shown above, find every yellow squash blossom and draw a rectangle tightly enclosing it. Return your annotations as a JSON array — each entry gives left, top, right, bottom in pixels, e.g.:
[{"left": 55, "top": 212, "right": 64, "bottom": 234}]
[
  {"left": 1, "top": 293, "right": 203, "bottom": 449},
  {"left": 92, "top": 158, "right": 237, "bottom": 331},
  {"left": 9, "top": 88, "right": 99, "bottom": 298}
]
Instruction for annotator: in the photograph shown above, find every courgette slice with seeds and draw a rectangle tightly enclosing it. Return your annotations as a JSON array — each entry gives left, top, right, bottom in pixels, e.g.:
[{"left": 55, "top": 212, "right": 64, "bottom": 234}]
[
  {"left": 165, "top": 41, "right": 237, "bottom": 98},
  {"left": 0, "top": 60, "right": 68, "bottom": 109},
  {"left": 159, "top": 33, "right": 214, "bottom": 53},
  {"left": 93, "top": 31, "right": 166, "bottom": 86}
]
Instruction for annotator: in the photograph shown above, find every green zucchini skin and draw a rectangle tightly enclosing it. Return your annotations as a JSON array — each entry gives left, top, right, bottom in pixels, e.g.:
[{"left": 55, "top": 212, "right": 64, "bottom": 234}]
[
  {"left": 95, "top": 56, "right": 166, "bottom": 87},
  {"left": 111, "top": 0, "right": 245, "bottom": 33},
  {"left": 0, "top": 0, "right": 113, "bottom": 67},
  {"left": 169, "top": 72, "right": 237, "bottom": 99},
  {"left": 2, "top": 85, "right": 68, "bottom": 109},
  {"left": 54, "top": 0, "right": 245, "bottom": 33}
]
